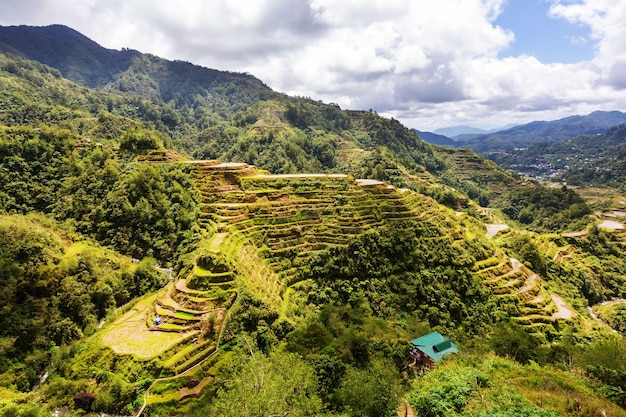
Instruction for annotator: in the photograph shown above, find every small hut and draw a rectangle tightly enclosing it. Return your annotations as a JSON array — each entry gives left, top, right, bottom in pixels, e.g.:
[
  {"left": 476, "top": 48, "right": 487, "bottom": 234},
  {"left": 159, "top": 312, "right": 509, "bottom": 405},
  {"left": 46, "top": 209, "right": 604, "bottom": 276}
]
[{"left": 409, "top": 331, "right": 458, "bottom": 370}]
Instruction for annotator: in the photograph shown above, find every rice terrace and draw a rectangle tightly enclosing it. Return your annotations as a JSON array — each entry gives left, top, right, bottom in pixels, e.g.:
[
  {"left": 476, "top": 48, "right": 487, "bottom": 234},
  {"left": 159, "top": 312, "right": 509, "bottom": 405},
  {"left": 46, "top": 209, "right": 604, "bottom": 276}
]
[{"left": 1, "top": 22, "right": 626, "bottom": 416}]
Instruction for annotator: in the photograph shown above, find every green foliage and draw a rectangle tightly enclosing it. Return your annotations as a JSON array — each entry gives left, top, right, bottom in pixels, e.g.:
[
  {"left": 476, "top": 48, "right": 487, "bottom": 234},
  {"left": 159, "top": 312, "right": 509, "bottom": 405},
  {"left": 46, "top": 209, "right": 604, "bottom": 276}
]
[
  {"left": 405, "top": 353, "right": 622, "bottom": 417},
  {"left": 495, "top": 185, "right": 592, "bottom": 232},
  {"left": 334, "top": 357, "right": 402, "bottom": 417},
  {"left": 0, "top": 124, "right": 200, "bottom": 262},
  {"left": 119, "top": 128, "right": 163, "bottom": 151},
  {"left": 473, "top": 409, "right": 559, "bottom": 417},
  {"left": 0, "top": 402, "right": 48, "bottom": 417},
  {"left": 0, "top": 214, "right": 155, "bottom": 392},
  {"left": 304, "top": 221, "right": 495, "bottom": 332},
  {"left": 577, "top": 335, "right": 626, "bottom": 390},
  {"left": 131, "top": 257, "right": 166, "bottom": 295},
  {"left": 499, "top": 234, "right": 546, "bottom": 276},
  {"left": 57, "top": 162, "right": 200, "bottom": 261},
  {"left": 489, "top": 322, "right": 545, "bottom": 364},
  {"left": 596, "top": 304, "right": 626, "bottom": 334},
  {"left": 200, "top": 348, "right": 324, "bottom": 417},
  {"left": 539, "top": 227, "right": 626, "bottom": 305},
  {"left": 0, "top": 125, "right": 74, "bottom": 212},
  {"left": 409, "top": 365, "right": 489, "bottom": 416}
]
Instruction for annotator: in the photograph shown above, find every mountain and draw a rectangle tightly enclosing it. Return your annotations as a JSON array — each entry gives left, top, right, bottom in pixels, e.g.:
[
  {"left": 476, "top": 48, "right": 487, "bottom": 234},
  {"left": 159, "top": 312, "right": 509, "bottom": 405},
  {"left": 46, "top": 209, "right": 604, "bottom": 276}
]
[
  {"left": 0, "top": 25, "right": 530, "bottom": 210},
  {"left": 0, "top": 24, "right": 276, "bottom": 124},
  {"left": 413, "top": 129, "right": 456, "bottom": 147},
  {"left": 1, "top": 25, "right": 625, "bottom": 417},
  {"left": 433, "top": 125, "right": 488, "bottom": 137},
  {"left": 489, "top": 123, "right": 626, "bottom": 190},
  {"left": 0, "top": 24, "right": 141, "bottom": 86},
  {"left": 462, "top": 110, "right": 626, "bottom": 153}
]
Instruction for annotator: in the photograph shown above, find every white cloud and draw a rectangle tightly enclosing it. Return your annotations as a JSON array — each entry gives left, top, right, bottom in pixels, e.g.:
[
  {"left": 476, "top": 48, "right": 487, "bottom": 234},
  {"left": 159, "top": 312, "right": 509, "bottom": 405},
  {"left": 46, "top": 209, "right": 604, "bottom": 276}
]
[
  {"left": 2, "top": 0, "right": 626, "bottom": 130},
  {"left": 550, "top": 1, "right": 626, "bottom": 67}
]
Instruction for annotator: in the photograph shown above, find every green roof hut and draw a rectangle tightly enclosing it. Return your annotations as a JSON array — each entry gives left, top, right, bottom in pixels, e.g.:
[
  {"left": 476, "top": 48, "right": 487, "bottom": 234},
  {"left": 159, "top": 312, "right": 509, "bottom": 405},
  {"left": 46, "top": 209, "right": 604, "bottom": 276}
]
[{"left": 409, "top": 331, "right": 458, "bottom": 370}]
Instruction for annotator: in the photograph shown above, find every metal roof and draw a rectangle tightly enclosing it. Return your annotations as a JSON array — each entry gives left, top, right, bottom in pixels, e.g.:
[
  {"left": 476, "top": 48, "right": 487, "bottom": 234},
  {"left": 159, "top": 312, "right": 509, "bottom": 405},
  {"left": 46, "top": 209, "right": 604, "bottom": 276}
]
[{"left": 410, "top": 331, "right": 458, "bottom": 362}]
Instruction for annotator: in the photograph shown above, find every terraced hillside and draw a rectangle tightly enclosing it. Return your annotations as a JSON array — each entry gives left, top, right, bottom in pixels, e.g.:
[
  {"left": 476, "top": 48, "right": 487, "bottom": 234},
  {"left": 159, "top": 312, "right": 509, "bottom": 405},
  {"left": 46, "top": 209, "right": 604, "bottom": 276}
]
[
  {"left": 159, "top": 159, "right": 577, "bottom": 331},
  {"left": 105, "top": 159, "right": 579, "bottom": 409},
  {"left": 190, "top": 161, "right": 468, "bottom": 309},
  {"left": 473, "top": 252, "right": 573, "bottom": 331}
]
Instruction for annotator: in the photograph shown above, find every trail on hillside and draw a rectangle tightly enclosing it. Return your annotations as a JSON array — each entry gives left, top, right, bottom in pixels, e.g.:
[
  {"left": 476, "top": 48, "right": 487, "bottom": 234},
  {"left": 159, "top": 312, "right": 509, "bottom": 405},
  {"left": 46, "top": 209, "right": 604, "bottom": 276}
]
[{"left": 551, "top": 295, "right": 575, "bottom": 320}]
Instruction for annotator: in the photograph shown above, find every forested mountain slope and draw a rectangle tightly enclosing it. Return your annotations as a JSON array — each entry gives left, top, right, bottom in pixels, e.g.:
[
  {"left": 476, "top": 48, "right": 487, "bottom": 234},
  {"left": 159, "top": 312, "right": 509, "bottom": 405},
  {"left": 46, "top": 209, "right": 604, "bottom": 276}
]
[
  {"left": 0, "top": 26, "right": 625, "bottom": 417},
  {"left": 458, "top": 110, "right": 626, "bottom": 153},
  {"left": 490, "top": 124, "right": 626, "bottom": 191},
  {"left": 0, "top": 41, "right": 592, "bottom": 234},
  {"left": 0, "top": 24, "right": 273, "bottom": 105},
  {"left": 0, "top": 24, "right": 141, "bottom": 87}
]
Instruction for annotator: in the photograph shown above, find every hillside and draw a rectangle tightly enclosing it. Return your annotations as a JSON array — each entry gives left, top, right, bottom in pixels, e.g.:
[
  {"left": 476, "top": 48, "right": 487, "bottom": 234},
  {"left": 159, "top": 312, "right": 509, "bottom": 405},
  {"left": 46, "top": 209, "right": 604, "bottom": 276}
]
[
  {"left": 489, "top": 124, "right": 626, "bottom": 191},
  {"left": 0, "top": 24, "right": 141, "bottom": 86},
  {"left": 27, "top": 157, "right": 624, "bottom": 416},
  {"left": 0, "top": 24, "right": 272, "bottom": 104},
  {"left": 458, "top": 110, "right": 626, "bottom": 153},
  {"left": 0, "top": 25, "right": 625, "bottom": 417},
  {"left": 0, "top": 40, "right": 539, "bottom": 218}
]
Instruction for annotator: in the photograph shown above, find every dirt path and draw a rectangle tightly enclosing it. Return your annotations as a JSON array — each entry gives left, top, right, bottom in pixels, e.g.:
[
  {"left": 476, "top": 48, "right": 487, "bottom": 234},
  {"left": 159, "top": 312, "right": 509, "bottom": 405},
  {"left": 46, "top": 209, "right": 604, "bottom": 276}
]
[
  {"left": 588, "top": 299, "right": 626, "bottom": 332},
  {"left": 485, "top": 223, "right": 509, "bottom": 238},
  {"left": 510, "top": 257, "right": 522, "bottom": 270},
  {"left": 551, "top": 294, "right": 575, "bottom": 319},
  {"left": 597, "top": 299, "right": 626, "bottom": 307},
  {"left": 516, "top": 274, "right": 538, "bottom": 295}
]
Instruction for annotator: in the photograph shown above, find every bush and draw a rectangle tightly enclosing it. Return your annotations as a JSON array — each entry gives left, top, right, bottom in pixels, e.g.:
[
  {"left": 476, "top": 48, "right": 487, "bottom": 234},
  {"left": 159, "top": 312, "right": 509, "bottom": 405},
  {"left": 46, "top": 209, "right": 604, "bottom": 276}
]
[{"left": 409, "top": 365, "right": 489, "bottom": 416}]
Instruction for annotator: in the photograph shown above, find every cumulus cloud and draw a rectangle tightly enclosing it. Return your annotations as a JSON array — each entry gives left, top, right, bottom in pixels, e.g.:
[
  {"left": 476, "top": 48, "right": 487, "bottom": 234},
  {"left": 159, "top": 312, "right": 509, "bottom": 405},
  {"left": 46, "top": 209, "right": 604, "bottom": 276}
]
[{"left": 2, "top": 0, "right": 626, "bottom": 130}]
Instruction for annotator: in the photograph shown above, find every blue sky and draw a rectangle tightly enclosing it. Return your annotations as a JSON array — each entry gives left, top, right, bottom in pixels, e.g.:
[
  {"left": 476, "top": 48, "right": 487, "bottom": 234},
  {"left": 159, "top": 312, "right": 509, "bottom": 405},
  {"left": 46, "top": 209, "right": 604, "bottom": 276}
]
[
  {"left": 1, "top": 0, "right": 625, "bottom": 130},
  {"left": 496, "top": 0, "right": 594, "bottom": 63}
]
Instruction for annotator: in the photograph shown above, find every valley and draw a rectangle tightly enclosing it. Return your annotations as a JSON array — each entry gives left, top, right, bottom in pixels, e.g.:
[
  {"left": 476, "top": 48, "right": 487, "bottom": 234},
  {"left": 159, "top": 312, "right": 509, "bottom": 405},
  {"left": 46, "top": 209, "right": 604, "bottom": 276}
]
[
  {"left": 77, "top": 156, "right": 624, "bottom": 415},
  {"left": 0, "top": 25, "right": 625, "bottom": 417}
]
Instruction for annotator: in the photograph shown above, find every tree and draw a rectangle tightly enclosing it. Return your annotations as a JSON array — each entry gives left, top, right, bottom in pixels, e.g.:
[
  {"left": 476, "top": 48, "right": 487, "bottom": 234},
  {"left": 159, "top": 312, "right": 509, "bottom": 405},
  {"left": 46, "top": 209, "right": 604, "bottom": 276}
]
[
  {"left": 205, "top": 349, "right": 324, "bottom": 417},
  {"left": 334, "top": 358, "right": 401, "bottom": 417},
  {"left": 119, "top": 129, "right": 162, "bottom": 151}
]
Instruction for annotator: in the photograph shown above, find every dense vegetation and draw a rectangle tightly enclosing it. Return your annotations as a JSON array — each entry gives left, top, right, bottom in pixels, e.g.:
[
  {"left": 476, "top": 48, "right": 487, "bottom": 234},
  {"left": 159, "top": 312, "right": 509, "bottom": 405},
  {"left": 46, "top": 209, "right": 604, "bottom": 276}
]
[
  {"left": 0, "top": 214, "right": 167, "bottom": 392},
  {"left": 0, "top": 26, "right": 625, "bottom": 417},
  {"left": 489, "top": 124, "right": 626, "bottom": 191},
  {"left": 0, "top": 125, "right": 200, "bottom": 262},
  {"left": 495, "top": 185, "right": 591, "bottom": 232}
]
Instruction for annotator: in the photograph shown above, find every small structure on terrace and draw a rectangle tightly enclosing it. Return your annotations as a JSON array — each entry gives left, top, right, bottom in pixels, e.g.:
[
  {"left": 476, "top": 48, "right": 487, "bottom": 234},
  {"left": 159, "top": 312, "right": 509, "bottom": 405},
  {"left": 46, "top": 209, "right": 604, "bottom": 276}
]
[{"left": 409, "top": 331, "right": 458, "bottom": 370}]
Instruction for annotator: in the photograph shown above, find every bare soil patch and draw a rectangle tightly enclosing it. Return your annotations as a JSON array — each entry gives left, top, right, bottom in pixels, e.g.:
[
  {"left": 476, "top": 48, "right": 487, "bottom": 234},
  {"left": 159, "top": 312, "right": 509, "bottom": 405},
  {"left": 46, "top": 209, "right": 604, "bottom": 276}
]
[{"left": 550, "top": 294, "right": 575, "bottom": 320}]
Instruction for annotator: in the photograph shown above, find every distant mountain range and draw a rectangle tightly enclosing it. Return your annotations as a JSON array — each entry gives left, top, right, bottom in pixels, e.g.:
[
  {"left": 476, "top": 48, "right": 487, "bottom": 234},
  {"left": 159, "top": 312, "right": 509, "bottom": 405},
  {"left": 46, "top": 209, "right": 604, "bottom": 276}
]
[
  {"left": 417, "top": 110, "right": 626, "bottom": 152},
  {"left": 433, "top": 125, "right": 489, "bottom": 137},
  {"left": 412, "top": 129, "right": 457, "bottom": 147}
]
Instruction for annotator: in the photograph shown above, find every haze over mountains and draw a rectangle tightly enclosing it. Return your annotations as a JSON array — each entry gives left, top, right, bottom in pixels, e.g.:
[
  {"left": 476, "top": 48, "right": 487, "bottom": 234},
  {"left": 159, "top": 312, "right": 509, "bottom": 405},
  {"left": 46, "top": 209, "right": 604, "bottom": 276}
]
[{"left": 433, "top": 125, "right": 491, "bottom": 137}]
